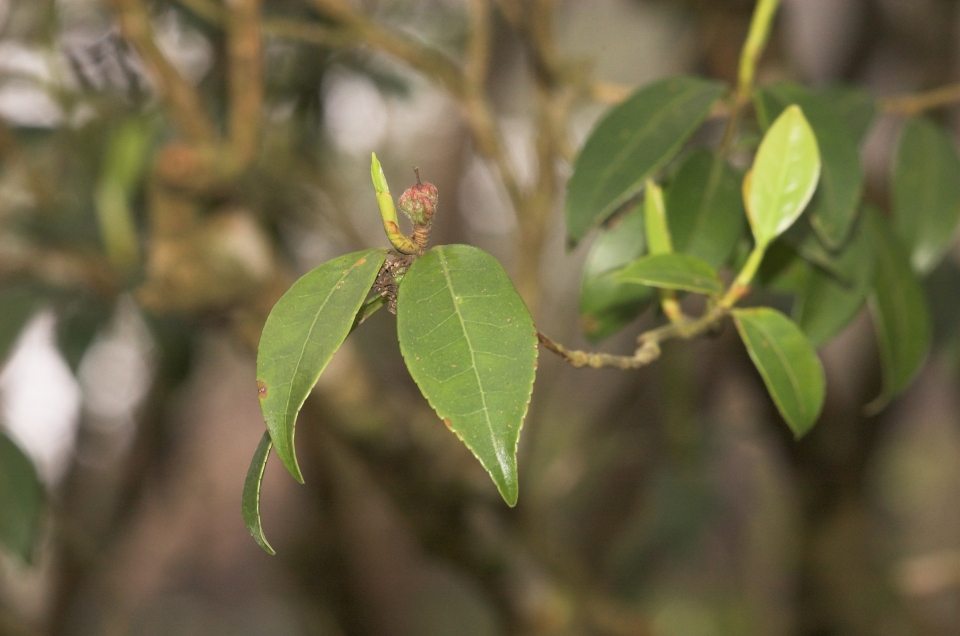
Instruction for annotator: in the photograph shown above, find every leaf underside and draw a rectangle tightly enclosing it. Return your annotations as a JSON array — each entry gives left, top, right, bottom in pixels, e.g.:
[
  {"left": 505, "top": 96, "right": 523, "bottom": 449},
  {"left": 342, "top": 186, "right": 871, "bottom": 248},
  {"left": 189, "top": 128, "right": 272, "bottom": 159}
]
[
  {"left": 397, "top": 245, "right": 538, "bottom": 506},
  {"left": 733, "top": 307, "right": 825, "bottom": 438},
  {"left": 256, "top": 248, "right": 387, "bottom": 482},
  {"left": 242, "top": 430, "right": 275, "bottom": 555}
]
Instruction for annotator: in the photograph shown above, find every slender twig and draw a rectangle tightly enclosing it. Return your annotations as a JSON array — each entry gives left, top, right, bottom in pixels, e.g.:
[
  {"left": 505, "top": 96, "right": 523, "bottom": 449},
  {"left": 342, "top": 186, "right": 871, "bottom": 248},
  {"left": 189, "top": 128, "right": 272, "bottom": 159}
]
[
  {"left": 880, "top": 83, "right": 960, "bottom": 116},
  {"left": 304, "top": 0, "right": 464, "bottom": 96},
  {"left": 226, "top": 0, "right": 264, "bottom": 168},
  {"left": 175, "top": 0, "right": 353, "bottom": 47}
]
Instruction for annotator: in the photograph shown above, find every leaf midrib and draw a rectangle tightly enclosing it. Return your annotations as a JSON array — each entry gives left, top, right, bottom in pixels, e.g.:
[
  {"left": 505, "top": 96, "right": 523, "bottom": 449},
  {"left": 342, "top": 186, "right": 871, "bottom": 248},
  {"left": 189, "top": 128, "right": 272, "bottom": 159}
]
[
  {"left": 435, "top": 247, "right": 499, "bottom": 460},
  {"left": 586, "top": 83, "right": 712, "bottom": 218},
  {"left": 745, "top": 312, "right": 807, "bottom": 421}
]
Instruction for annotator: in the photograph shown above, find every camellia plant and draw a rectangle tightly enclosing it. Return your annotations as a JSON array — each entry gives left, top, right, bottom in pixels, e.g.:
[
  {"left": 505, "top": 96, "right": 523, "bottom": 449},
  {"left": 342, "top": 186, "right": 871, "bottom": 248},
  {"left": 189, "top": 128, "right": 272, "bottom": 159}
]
[{"left": 243, "top": 0, "right": 958, "bottom": 555}]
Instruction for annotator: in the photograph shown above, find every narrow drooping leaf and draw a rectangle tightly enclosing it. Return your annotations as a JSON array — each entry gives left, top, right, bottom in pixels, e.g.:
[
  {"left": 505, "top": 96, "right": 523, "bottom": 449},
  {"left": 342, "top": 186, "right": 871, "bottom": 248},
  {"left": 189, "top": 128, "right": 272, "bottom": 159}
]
[
  {"left": 794, "top": 216, "right": 874, "bottom": 348},
  {"left": 566, "top": 77, "right": 726, "bottom": 243},
  {"left": 617, "top": 253, "right": 723, "bottom": 295},
  {"left": 755, "top": 84, "right": 860, "bottom": 248},
  {"left": 892, "top": 117, "right": 960, "bottom": 274},
  {"left": 745, "top": 105, "right": 821, "bottom": 247},
  {"left": 257, "top": 248, "right": 387, "bottom": 482},
  {"left": 864, "top": 209, "right": 931, "bottom": 412},
  {"left": 397, "top": 245, "right": 537, "bottom": 506},
  {"left": 579, "top": 206, "right": 654, "bottom": 341},
  {"left": 643, "top": 180, "right": 672, "bottom": 255},
  {"left": 665, "top": 149, "right": 745, "bottom": 268},
  {"left": 242, "top": 431, "right": 275, "bottom": 555},
  {"left": 733, "top": 307, "right": 825, "bottom": 438},
  {"left": 0, "top": 431, "right": 44, "bottom": 564}
]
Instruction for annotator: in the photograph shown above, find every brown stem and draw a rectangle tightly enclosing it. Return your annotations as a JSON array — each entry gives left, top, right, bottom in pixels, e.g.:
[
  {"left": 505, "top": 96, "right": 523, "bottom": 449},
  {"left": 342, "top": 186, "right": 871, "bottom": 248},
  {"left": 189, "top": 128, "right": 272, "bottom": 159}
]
[
  {"left": 226, "top": 0, "right": 264, "bottom": 169},
  {"left": 880, "top": 83, "right": 960, "bottom": 116}
]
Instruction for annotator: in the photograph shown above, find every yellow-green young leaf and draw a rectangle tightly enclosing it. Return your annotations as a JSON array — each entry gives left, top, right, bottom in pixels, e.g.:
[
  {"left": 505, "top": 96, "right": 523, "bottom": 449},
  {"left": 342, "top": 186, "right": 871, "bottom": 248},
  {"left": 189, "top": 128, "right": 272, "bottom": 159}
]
[
  {"left": 864, "top": 208, "right": 931, "bottom": 413},
  {"left": 892, "top": 117, "right": 960, "bottom": 274},
  {"left": 242, "top": 431, "right": 275, "bottom": 555},
  {"left": 616, "top": 253, "right": 723, "bottom": 295},
  {"left": 371, "top": 153, "right": 418, "bottom": 255},
  {"left": 579, "top": 206, "right": 654, "bottom": 341},
  {"left": 0, "top": 431, "right": 44, "bottom": 564},
  {"left": 755, "top": 83, "right": 863, "bottom": 249},
  {"left": 665, "top": 149, "right": 745, "bottom": 268},
  {"left": 257, "top": 248, "right": 387, "bottom": 482},
  {"left": 643, "top": 180, "right": 672, "bottom": 255},
  {"left": 745, "top": 105, "right": 821, "bottom": 247},
  {"left": 397, "top": 245, "right": 537, "bottom": 506},
  {"left": 566, "top": 77, "right": 726, "bottom": 243},
  {"left": 733, "top": 307, "right": 825, "bottom": 438}
]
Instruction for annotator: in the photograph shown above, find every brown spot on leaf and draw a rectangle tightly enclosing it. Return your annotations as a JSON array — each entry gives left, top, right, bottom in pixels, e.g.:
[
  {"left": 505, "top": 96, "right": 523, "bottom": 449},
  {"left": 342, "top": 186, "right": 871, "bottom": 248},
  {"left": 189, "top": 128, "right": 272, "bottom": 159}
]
[
  {"left": 257, "top": 381, "right": 268, "bottom": 399},
  {"left": 443, "top": 418, "right": 454, "bottom": 431},
  {"left": 356, "top": 257, "right": 367, "bottom": 265}
]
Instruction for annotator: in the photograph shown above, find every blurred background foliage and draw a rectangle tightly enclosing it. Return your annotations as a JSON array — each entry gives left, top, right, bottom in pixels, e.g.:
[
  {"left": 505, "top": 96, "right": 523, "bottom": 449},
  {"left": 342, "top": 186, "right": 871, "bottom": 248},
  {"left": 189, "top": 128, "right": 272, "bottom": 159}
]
[{"left": 0, "top": 0, "right": 958, "bottom": 635}]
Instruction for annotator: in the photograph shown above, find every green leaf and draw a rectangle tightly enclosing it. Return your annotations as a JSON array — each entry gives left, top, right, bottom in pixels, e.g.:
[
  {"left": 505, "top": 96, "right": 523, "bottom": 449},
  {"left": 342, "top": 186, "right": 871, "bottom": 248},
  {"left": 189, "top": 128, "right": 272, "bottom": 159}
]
[
  {"left": 396, "top": 245, "right": 537, "bottom": 506},
  {"left": 892, "top": 117, "right": 960, "bottom": 274},
  {"left": 755, "top": 84, "right": 859, "bottom": 248},
  {"left": 818, "top": 86, "right": 876, "bottom": 145},
  {"left": 242, "top": 431, "right": 275, "bottom": 555},
  {"left": 665, "top": 149, "right": 745, "bottom": 268},
  {"left": 643, "top": 179, "right": 672, "bottom": 255},
  {"left": 617, "top": 253, "right": 723, "bottom": 295},
  {"left": 794, "top": 216, "right": 874, "bottom": 348},
  {"left": 0, "top": 431, "right": 44, "bottom": 564},
  {"left": 579, "top": 206, "right": 654, "bottom": 341},
  {"left": 733, "top": 307, "right": 825, "bottom": 437},
  {"left": 756, "top": 241, "right": 812, "bottom": 295},
  {"left": 566, "top": 77, "right": 726, "bottom": 243},
  {"left": 745, "top": 105, "right": 821, "bottom": 247},
  {"left": 257, "top": 248, "right": 387, "bottom": 482},
  {"left": 864, "top": 208, "right": 931, "bottom": 412},
  {"left": 0, "top": 287, "right": 39, "bottom": 364}
]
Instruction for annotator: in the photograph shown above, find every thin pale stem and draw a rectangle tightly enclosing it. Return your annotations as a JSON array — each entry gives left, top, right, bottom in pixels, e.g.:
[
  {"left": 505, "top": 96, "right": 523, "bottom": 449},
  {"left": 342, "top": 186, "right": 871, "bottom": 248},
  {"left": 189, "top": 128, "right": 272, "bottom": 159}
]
[{"left": 880, "top": 83, "right": 960, "bottom": 116}]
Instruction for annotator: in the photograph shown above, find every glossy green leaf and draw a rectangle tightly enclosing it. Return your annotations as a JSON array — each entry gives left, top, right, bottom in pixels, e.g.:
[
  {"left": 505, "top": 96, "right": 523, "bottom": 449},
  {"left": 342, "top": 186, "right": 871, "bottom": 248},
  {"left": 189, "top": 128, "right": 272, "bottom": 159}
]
[
  {"left": 755, "top": 84, "right": 859, "bottom": 248},
  {"left": 665, "top": 149, "right": 745, "bottom": 268},
  {"left": 745, "top": 105, "right": 821, "bottom": 247},
  {"left": 0, "top": 431, "right": 44, "bottom": 564},
  {"left": 617, "top": 253, "right": 723, "bottom": 295},
  {"left": 257, "top": 248, "right": 387, "bottom": 482},
  {"left": 0, "top": 287, "right": 39, "bottom": 364},
  {"left": 864, "top": 209, "right": 931, "bottom": 412},
  {"left": 242, "top": 431, "right": 275, "bottom": 555},
  {"left": 733, "top": 307, "right": 825, "bottom": 438},
  {"left": 793, "top": 216, "right": 873, "bottom": 348},
  {"left": 579, "top": 206, "right": 654, "bottom": 341},
  {"left": 566, "top": 77, "right": 726, "bottom": 243},
  {"left": 397, "top": 245, "right": 537, "bottom": 506},
  {"left": 643, "top": 179, "right": 672, "bottom": 255},
  {"left": 892, "top": 117, "right": 960, "bottom": 274}
]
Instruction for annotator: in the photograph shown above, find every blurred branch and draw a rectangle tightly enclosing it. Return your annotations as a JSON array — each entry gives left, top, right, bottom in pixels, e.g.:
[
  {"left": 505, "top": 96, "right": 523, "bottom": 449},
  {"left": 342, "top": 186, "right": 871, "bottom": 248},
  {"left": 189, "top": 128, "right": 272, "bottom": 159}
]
[
  {"left": 109, "top": 0, "right": 215, "bottom": 143},
  {"left": 226, "top": 0, "right": 264, "bottom": 169},
  {"left": 175, "top": 0, "right": 355, "bottom": 48},
  {"left": 304, "top": 0, "right": 464, "bottom": 96},
  {"left": 880, "top": 83, "right": 960, "bottom": 116}
]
